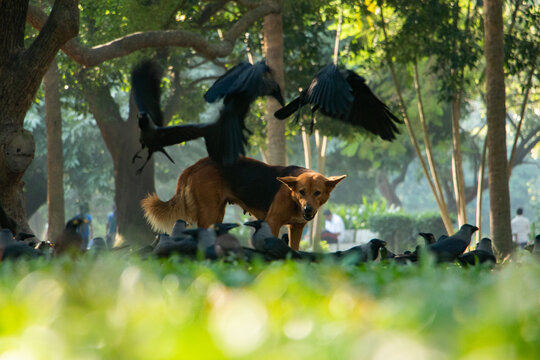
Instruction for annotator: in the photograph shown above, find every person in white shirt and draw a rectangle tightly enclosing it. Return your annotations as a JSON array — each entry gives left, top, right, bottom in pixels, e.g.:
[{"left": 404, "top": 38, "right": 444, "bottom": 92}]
[
  {"left": 322, "top": 209, "right": 345, "bottom": 243},
  {"left": 511, "top": 208, "right": 531, "bottom": 248}
]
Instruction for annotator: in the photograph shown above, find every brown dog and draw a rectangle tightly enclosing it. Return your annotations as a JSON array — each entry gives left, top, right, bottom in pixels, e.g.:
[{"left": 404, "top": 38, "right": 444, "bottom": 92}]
[{"left": 141, "top": 157, "right": 346, "bottom": 250}]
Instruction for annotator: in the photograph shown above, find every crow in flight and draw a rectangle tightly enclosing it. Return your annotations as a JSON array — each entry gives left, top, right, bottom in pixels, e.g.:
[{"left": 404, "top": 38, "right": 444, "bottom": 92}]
[
  {"left": 274, "top": 63, "right": 402, "bottom": 139},
  {"left": 131, "top": 60, "right": 284, "bottom": 172}
]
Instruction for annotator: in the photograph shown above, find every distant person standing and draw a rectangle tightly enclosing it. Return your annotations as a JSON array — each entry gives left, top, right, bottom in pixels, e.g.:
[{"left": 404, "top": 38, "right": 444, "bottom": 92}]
[
  {"left": 511, "top": 208, "right": 530, "bottom": 248},
  {"left": 106, "top": 204, "right": 117, "bottom": 248},
  {"left": 322, "top": 209, "right": 345, "bottom": 244},
  {"left": 77, "top": 203, "right": 93, "bottom": 250}
]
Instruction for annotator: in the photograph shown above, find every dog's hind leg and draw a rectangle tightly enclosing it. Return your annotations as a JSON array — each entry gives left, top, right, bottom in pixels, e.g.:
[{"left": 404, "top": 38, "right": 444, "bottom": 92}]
[{"left": 195, "top": 201, "right": 227, "bottom": 228}]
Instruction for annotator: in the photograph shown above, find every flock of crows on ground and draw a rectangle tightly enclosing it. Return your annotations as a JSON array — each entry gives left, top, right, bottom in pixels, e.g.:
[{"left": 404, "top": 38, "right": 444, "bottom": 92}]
[{"left": 2, "top": 216, "right": 540, "bottom": 266}]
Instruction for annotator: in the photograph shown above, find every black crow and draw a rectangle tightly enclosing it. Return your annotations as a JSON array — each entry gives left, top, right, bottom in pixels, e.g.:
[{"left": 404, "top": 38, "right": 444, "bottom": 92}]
[
  {"left": 131, "top": 60, "right": 284, "bottom": 171},
  {"left": 437, "top": 234, "right": 449, "bottom": 242},
  {"left": 457, "top": 237, "right": 496, "bottom": 266},
  {"left": 332, "top": 239, "right": 387, "bottom": 264},
  {"left": 54, "top": 216, "right": 86, "bottom": 256},
  {"left": 0, "top": 239, "right": 43, "bottom": 261},
  {"left": 131, "top": 61, "right": 209, "bottom": 174},
  {"left": 274, "top": 63, "right": 402, "bottom": 139},
  {"left": 428, "top": 224, "right": 479, "bottom": 262},
  {"left": 170, "top": 219, "right": 189, "bottom": 239},
  {"left": 89, "top": 237, "right": 108, "bottom": 251},
  {"left": 244, "top": 220, "right": 301, "bottom": 260},
  {"left": 203, "top": 60, "right": 284, "bottom": 165},
  {"left": 418, "top": 232, "right": 437, "bottom": 246},
  {"left": 152, "top": 233, "right": 186, "bottom": 258},
  {"left": 182, "top": 227, "right": 217, "bottom": 259},
  {"left": 212, "top": 223, "right": 243, "bottom": 259},
  {"left": 379, "top": 246, "right": 396, "bottom": 259},
  {"left": 532, "top": 234, "right": 540, "bottom": 257}
]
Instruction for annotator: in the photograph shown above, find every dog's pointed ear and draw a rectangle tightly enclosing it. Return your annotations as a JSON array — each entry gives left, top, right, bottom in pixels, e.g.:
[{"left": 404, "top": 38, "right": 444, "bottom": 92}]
[
  {"left": 277, "top": 176, "right": 298, "bottom": 191},
  {"left": 325, "top": 175, "right": 346, "bottom": 191}
]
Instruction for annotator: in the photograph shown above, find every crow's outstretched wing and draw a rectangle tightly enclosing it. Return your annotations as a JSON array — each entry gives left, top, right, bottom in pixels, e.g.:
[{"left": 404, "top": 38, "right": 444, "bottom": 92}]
[
  {"left": 275, "top": 64, "right": 402, "bottom": 141},
  {"left": 152, "top": 123, "right": 210, "bottom": 147},
  {"left": 342, "top": 70, "right": 402, "bottom": 140},
  {"left": 205, "top": 60, "right": 284, "bottom": 105},
  {"left": 204, "top": 62, "right": 253, "bottom": 103},
  {"left": 203, "top": 60, "right": 284, "bottom": 165},
  {"left": 131, "top": 60, "right": 164, "bottom": 126},
  {"left": 306, "top": 63, "right": 354, "bottom": 119},
  {"left": 274, "top": 64, "right": 353, "bottom": 121}
]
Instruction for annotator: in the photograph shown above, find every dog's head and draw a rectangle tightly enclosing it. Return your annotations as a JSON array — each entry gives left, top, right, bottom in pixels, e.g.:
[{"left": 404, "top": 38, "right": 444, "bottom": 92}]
[{"left": 277, "top": 172, "right": 346, "bottom": 221}]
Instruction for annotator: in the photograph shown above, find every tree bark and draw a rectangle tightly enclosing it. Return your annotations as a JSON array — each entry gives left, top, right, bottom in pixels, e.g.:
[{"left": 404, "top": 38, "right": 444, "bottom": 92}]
[
  {"left": 484, "top": 0, "right": 513, "bottom": 257},
  {"left": 263, "top": 6, "right": 286, "bottom": 166},
  {"left": 0, "top": 0, "right": 78, "bottom": 234},
  {"left": 44, "top": 59, "right": 65, "bottom": 242},
  {"left": 81, "top": 80, "right": 155, "bottom": 245},
  {"left": 451, "top": 95, "right": 468, "bottom": 226}
]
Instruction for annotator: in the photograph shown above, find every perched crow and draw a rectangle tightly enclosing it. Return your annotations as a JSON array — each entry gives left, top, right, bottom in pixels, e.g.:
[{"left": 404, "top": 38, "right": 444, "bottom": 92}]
[
  {"left": 89, "top": 237, "right": 108, "bottom": 251},
  {"left": 379, "top": 245, "right": 396, "bottom": 260},
  {"left": 212, "top": 223, "right": 243, "bottom": 259},
  {"left": 131, "top": 60, "right": 284, "bottom": 171},
  {"left": 244, "top": 219, "right": 274, "bottom": 250},
  {"left": 0, "top": 229, "right": 40, "bottom": 261},
  {"left": 0, "top": 228, "right": 14, "bottom": 246},
  {"left": 392, "top": 245, "right": 424, "bottom": 264},
  {"left": 274, "top": 63, "right": 402, "bottom": 139},
  {"left": 244, "top": 220, "right": 301, "bottom": 260},
  {"left": 182, "top": 227, "right": 217, "bottom": 259},
  {"left": 418, "top": 232, "right": 437, "bottom": 246},
  {"left": 152, "top": 233, "right": 187, "bottom": 258},
  {"left": 332, "top": 239, "right": 387, "bottom": 264},
  {"left": 54, "top": 216, "right": 87, "bottom": 256},
  {"left": 437, "top": 234, "right": 449, "bottom": 242},
  {"left": 428, "top": 224, "right": 479, "bottom": 262},
  {"left": 170, "top": 219, "right": 189, "bottom": 239},
  {"left": 533, "top": 234, "right": 540, "bottom": 257},
  {"left": 457, "top": 237, "right": 496, "bottom": 266}
]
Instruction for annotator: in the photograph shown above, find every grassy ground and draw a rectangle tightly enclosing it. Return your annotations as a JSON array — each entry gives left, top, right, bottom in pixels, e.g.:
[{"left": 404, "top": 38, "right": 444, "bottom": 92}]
[{"left": 1, "top": 252, "right": 539, "bottom": 360}]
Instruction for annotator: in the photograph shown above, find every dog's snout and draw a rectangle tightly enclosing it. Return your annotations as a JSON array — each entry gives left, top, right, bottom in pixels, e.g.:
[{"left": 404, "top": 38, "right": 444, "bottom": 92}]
[{"left": 303, "top": 205, "right": 314, "bottom": 216}]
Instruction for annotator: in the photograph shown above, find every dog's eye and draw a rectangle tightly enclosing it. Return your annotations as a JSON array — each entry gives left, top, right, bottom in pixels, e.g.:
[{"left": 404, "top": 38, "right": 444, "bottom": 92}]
[
  {"left": 314, "top": 191, "right": 321, "bottom": 196},
  {"left": 299, "top": 190, "right": 305, "bottom": 196}
]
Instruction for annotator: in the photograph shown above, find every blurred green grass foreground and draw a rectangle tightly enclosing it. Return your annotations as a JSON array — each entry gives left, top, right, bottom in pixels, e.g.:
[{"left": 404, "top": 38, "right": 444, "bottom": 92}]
[{"left": 1, "top": 253, "right": 540, "bottom": 360}]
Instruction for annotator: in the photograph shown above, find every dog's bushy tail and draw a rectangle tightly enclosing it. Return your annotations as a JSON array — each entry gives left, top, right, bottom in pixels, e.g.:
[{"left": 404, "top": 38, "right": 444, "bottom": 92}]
[{"left": 141, "top": 193, "right": 187, "bottom": 234}]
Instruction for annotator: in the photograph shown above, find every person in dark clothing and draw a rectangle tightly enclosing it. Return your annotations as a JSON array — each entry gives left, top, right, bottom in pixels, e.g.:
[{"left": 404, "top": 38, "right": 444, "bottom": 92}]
[{"left": 106, "top": 204, "right": 117, "bottom": 248}]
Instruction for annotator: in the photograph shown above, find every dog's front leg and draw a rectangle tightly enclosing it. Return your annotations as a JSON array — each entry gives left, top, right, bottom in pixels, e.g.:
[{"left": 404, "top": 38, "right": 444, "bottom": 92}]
[{"left": 288, "top": 223, "right": 306, "bottom": 251}]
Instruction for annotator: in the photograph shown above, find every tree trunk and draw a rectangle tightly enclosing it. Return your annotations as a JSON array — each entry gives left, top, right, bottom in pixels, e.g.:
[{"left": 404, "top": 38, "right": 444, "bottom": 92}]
[
  {"left": 81, "top": 81, "right": 155, "bottom": 245},
  {"left": 484, "top": 0, "right": 513, "bottom": 257},
  {"left": 44, "top": 59, "right": 65, "bottom": 242},
  {"left": 311, "top": 129, "right": 328, "bottom": 251},
  {"left": 451, "top": 95, "right": 468, "bottom": 226},
  {"left": 376, "top": 171, "right": 402, "bottom": 207},
  {"left": 263, "top": 5, "right": 286, "bottom": 166},
  {"left": 0, "top": 0, "right": 78, "bottom": 234}
]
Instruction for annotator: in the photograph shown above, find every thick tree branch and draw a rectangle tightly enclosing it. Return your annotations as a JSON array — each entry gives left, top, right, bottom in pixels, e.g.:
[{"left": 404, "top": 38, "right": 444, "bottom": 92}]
[
  {"left": 0, "top": 0, "right": 28, "bottom": 62},
  {"left": 23, "top": 0, "right": 79, "bottom": 72},
  {"left": 26, "top": 1, "right": 280, "bottom": 67}
]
